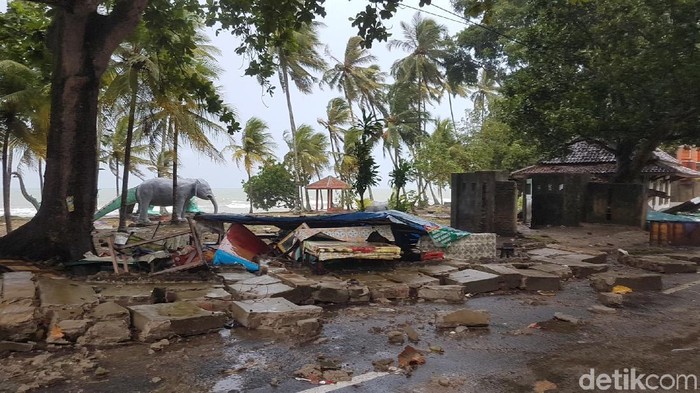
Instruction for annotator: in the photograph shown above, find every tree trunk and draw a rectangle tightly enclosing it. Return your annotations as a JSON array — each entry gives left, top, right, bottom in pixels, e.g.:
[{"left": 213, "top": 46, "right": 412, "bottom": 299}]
[
  {"left": 279, "top": 59, "right": 302, "bottom": 210},
  {"left": 0, "top": 1, "right": 148, "bottom": 261},
  {"left": 11, "top": 172, "right": 41, "bottom": 211},
  {"left": 114, "top": 160, "right": 120, "bottom": 197},
  {"left": 2, "top": 126, "right": 12, "bottom": 234},
  {"left": 171, "top": 123, "right": 179, "bottom": 223},
  {"left": 38, "top": 160, "right": 43, "bottom": 193},
  {"left": 118, "top": 72, "right": 138, "bottom": 231},
  {"left": 427, "top": 181, "right": 439, "bottom": 205},
  {"left": 247, "top": 170, "right": 253, "bottom": 214}
]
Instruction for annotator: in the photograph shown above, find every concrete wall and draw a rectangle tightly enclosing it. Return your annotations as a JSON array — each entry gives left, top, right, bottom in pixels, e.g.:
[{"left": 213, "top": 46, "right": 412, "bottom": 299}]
[
  {"left": 451, "top": 171, "right": 516, "bottom": 235},
  {"left": 672, "top": 179, "right": 700, "bottom": 202},
  {"left": 530, "top": 174, "right": 589, "bottom": 227},
  {"left": 585, "top": 183, "right": 647, "bottom": 227}
]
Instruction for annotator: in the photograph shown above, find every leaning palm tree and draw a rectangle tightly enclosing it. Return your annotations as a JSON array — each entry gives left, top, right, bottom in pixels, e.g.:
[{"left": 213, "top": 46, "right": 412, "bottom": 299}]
[
  {"left": 317, "top": 98, "right": 351, "bottom": 176},
  {"left": 323, "top": 36, "right": 387, "bottom": 121},
  {"left": 225, "top": 117, "right": 277, "bottom": 213},
  {"left": 283, "top": 124, "right": 329, "bottom": 211},
  {"left": 274, "top": 22, "right": 328, "bottom": 210}
]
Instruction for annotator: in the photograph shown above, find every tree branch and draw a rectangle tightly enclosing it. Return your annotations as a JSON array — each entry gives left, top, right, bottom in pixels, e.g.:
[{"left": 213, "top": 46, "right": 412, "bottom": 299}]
[
  {"left": 91, "top": 0, "right": 149, "bottom": 73},
  {"left": 25, "top": 0, "right": 70, "bottom": 7}
]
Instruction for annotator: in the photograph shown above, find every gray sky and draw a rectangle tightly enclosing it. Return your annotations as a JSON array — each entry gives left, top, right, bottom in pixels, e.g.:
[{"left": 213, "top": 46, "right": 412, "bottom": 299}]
[{"left": 4, "top": 0, "right": 471, "bottom": 190}]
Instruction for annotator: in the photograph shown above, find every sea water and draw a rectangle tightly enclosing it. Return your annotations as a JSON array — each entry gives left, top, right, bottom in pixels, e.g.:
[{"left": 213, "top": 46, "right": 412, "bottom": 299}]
[{"left": 1, "top": 187, "right": 404, "bottom": 217}]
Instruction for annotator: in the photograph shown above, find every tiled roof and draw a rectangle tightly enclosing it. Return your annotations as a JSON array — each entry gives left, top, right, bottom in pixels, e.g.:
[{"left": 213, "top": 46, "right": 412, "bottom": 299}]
[
  {"left": 541, "top": 140, "right": 615, "bottom": 164},
  {"left": 306, "top": 175, "right": 352, "bottom": 190}
]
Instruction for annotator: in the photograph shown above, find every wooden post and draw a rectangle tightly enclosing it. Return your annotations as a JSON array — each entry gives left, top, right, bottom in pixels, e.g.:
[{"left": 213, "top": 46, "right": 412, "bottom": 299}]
[
  {"left": 187, "top": 218, "right": 205, "bottom": 265},
  {"left": 107, "top": 237, "right": 120, "bottom": 274}
]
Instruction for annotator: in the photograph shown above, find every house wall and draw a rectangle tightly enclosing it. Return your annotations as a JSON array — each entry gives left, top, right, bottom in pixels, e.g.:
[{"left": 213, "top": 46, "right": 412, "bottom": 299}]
[
  {"left": 671, "top": 179, "right": 700, "bottom": 202},
  {"left": 585, "top": 183, "right": 647, "bottom": 227},
  {"left": 530, "top": 174, "right": 589, "bottom": 227},
  {"left": 450, "top": 171, "right": 516, "bottom": 235}
]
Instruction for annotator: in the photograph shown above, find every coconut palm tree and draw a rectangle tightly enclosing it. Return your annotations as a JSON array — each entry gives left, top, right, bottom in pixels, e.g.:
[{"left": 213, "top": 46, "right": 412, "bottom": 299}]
[
  {"left": 469, "top": 68, "right": 500, "bottom": 123},
  {"left": 323, "top": 37, "right": 387, "bottom": 121},
  {"left": 226, "top": 117, "right": 277, "bottom": 213},
  {"left": 0, "top": 60, "right": 47, "bottom": 233},
  {"left": 283, "top": 124, "right": 329, "bottom": 211},
  {"left": 274, "top": 22, "right": 328, "bottom": 210},
  {"left": 317, "top": 98, "right": 351, "bottom": 176}
]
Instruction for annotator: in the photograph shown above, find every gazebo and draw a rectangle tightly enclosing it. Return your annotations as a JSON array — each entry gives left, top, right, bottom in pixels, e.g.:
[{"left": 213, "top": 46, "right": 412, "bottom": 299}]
[{"left": 306, "top": 176, "right": 351, "bottom": 211}]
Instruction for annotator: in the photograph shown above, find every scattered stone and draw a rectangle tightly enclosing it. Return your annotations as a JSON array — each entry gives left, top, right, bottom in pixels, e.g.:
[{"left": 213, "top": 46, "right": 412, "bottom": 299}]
[
  {"left": 17, "top": 383, "right": 40, "bottom": 393},
  {"left": 553, "top": 312, "right": 581, "bottom": 324},
  {"left": 404, "top": 324, "right": 420, "bottom": 342},
  {"left": 588, "top": 305, "right": 618, "bottom": 314},
  {"left": 313, "top": 337, "right": 328, "bottom": 345},
  {"left": 92, "top": 302, "right": 130, "bottom": 323},
  {"left": 534, "top": 379, "right": 558, "bottom": 393},
  {"left": 269, "top": 377, "right": 280, "bottom": 387},
  {"left": 429, "top": 345, "right": 444, "bottom": 353},
  {"left": 454, "top": 326, "right": 468, "bottom": 333},
  {"left": 129, "top": 302, "right": 226, "bottom": 342},
  {"left": 322, "top": 369, "right": 352, "bottom": 382},
  {"left": 382, "top": 272, "right": 439, "bottom": 289},
  {"left": 1, "top": 272, "right": 36, "bottom": 304},
  {"left": 590, "top": 272, "right": 662, "bottom": 292},
  {"left": 52, "top": 319, "right": 90, "bottom": 342},
  {"left": 367, "top": 282, "right": 410, "bottom": 301},
  {"left": 517, "top": 268, "right": 561, "bottom": 291},
  {"left": 218, "top": 272, "right": 256, "bottom": 285},
  {"left": 438, "top": 376, "right": 451, "bottom": 387},
  {"left": 530, "top": 264, "right": 573, "bottom": 279},
  {"left": 388, "top": 330, "right": 405, "bottom": 344},
  {"left": 435, "top": 309, "right": 490, "bottom": 328},
  {"left": 618, "top": 253, "right": 697, "bottom": 274},
  {"left": 445, "top": 269, "right": 500, "bottom": 294},
  {"left": 294, "top": 363, "right": 323, "bottom": 382},
  {"left": 95, "top": 367, "right": 109, "bottom": 377},
  {"left": 372, "top": 358, "right": 394, "bottom": 372},
  {"left": 473, "top": 264, "right": 522, "bottom": 289},
  {"left": 78, "top": 320, "right": 131, "bottom": 346},
  {"left": 295, "top": 318, "right": 321, "bottom": 337},
  {"left": 417, "top": 264, "right": 458, "bottom": 279},
  {"left": 417, "top": 285, "right": 465, "bottom": 303},
  {"left": 398, "top": 345, "right": 425, "bottom": 369},
  {"left": 598, "top": 292, "right": 625, "bottom": 307},
  {"left": 229, "top": 275, "right": 294, "bottom": 301},
  {"left": 313, "top": 281, "right": 350, "bottom": 304},
  {"left": 151, "top": 377, "right": 162, "bottom": 384},
  {"left": 150, "top": 338, "right": 170, "bottom": 351}
]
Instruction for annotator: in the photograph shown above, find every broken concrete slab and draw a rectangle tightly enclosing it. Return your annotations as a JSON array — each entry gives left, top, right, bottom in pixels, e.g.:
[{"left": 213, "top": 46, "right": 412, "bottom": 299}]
[
  {"left": 54, "top": 319, "right": 91, "bottom": 342},
  {"left": 416, "top": 265, "right": 459, "bottom": 280},
  {"left": 417, "top": 285, "right": 465, "bottom": 303},
  {"left": 218, "top": 272, "right": 257, "bottom": 285},
  {"left": 77, "top": 320, "right": 131, "bottom": 346},
  {"left": 0, "top": 304, "right": 37, "bottom": 341},
  {"left": 38, "top": 277, "right": 99, "bottom": 309},
  {"left": 367, "top": 282, "right": 410, "bottom": 301},
  {"left": 174, "top": 287, "right": 233, "bottom": 301},
  {"left": 228, "top": 275, "right": 294, "bottom": 301},
  {"left": 230, "top": 298, "right": 322, "bottom": 334},
  {"left": 382, "top": 272, "right": 440, "bottom": 289},
  {"left": 516, "top": 268, "right": 561, "bottom": 291},
  {"left": 313, "top": 281, "right": 350, "bottom": 304},
  {"left": 442, "top": 259, "right": 472, "bottom": 270},
  {"left": 473, "top": 264, "right": 522, "bottom": 289},
  {"left": 527, "top": 248, "right": 574, "bottom": 258},
  {"left": 598, "top": 292, "right": 625, "bottom": 307},
  {"left": 530, "top": 264, "right": 573, "bottom": 279},
  {"left": 1, "top": 272, "right": 36, "bottom": 304},
  {"left": 444, "top": 269, "right": 500, "bottom": 294},
  {"left": 96, "top": 284, "right": 155, "bottom": 306},
  {"left": 0, "top": 340, "right": 35, "bottom": 353},
  {"left": 129, "top": 302, "right": 226, "bottom": 342},
  {"left": 590, "top": 272, "right": 663, "bottom": 292},
  {"left": 537, "top": 256, "right": 609, "bottom": 278},
  {"left": 553, "top": 312, "right": 581, "bottom": 324},
  {"left": 618, "top": 254, "right": 697, "bottom": 274},
  {"left": 435, "top": 309, "right": 490, "bottom": 328},
  {"left": 91, "top": 302, "right": 130, "bottom": 324}
]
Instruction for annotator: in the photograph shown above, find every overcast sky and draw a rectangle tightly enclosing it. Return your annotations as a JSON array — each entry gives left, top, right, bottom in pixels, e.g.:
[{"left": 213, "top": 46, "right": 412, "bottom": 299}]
[{"left": 3, "top": 0, "right": 472, "bottom": 190}]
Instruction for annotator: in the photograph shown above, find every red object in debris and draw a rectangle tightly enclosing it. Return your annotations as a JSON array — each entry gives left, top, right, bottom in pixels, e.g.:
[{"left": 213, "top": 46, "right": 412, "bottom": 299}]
[
  {"left": 421, "top": 251, "right": 444, "bottom": 261},
  {"left": 219, "top": 223, "right": 271, "bottom": 261}
]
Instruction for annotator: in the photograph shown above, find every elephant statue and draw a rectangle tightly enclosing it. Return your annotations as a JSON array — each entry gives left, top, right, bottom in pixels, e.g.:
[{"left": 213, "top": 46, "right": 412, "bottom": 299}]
[{"left": 136, "top": 178, "right": 218, "bottom": 223}]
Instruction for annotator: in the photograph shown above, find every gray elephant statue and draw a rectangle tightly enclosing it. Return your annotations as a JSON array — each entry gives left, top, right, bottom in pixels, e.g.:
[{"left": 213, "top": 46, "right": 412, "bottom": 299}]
[{"left": 136, "top": 178, "right": 218, "bottom": 223}]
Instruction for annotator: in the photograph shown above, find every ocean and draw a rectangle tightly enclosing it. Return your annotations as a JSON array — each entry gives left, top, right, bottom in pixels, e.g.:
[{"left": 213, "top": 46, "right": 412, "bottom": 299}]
[{"left": 1, "top": 187, "right": 403, "bottom": 217}]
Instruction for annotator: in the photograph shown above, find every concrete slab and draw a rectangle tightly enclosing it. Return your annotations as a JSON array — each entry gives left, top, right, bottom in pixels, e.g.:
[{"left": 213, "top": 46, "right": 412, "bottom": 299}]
[
  {"left": 536, "top": 256, "right": 609, "bottom": 278},
  {"left": 529, "top": 264, "right": 573, "bottom": 279},
  {"left": 442, "top": 259, "right": 472, "bottom": 270},
  {"left": 366, "top": 282, "right": 410, "bottom": 301},
  {"left": 313, "top": 281, "right": 350, "bottom": 304},
  {"left": 590, "top": 272, "right": 663, "bottom": 292},
  {"left": 382, "top": 272, "right": 440, "bottom": 289},
  {"left": 516, "top": 268, "right": 561, "bottom": 291},
  {"left": 416, "top": 265, "right": 459, "bottom": 278},
  {"left": 444, "top": 269, "right": 500, "bottom": 294},
  {"left": 228, "top": 275, "right": 294, "bottom": 301},
  {"left": 38, "top": 277, "right": 98, "bottom": 308},
  {"left": 619, "top": 255, "right": 697, "bottom": 274},
  {"left": 218, "top": 272, "right": 257, "bottom": 285},
  {"left": 230, "top": 298, "right": 322, "bottom": 333},
  {"left": 1, "top": 272, "right": 35, "bottom": 304},
  {"left": 128, "top": 302, "right": 226, "bottom": 341},
  {"left": 527, "top": 248, "right": 574, "bottom": 258},
  {"left": 472, "top": 265, "right": 522, "bottom": 289},
  {"left": 78, "top": 320, "right": 131, "bottom": 345},
  {"left": 91, "top": 302, "right": 130, "bottom": 324},
  {"left": 417, "top": 285, "right": 465, "bottom": 303},
  {"left": 0, "top": 304, "right": 37, "bottom": 341},
  {"left": 174, "top": 287, "right": 233, "bottom": 301},
  {"left": 96, "top": 284, "right": 155, "bottom": 305}
]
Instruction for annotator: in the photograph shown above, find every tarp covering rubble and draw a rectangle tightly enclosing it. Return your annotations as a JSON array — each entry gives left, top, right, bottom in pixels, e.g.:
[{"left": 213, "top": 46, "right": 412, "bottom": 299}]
[
  {"left": 199, "top": 210, "right": 471, "bottom": 271},
  {"left": 196, "top": 210, "right": 470, "bottom": 248}
]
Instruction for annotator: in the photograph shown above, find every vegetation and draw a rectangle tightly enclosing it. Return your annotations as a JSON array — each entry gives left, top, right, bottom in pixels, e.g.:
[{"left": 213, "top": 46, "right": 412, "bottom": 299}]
[
  {"left": 243, "top": 160, "right": 297, "bottom": 211},
  {"left": 350, "top": 112, "right": 382, "bottom": 211}
]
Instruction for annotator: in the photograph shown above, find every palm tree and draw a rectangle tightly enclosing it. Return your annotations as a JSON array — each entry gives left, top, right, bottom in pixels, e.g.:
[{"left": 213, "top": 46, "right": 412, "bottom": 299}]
[
  {"left": 284, "top": 124, "right": 329, "bottom": 211},
  {"left": 226, "top": 117, "right": 277, "bottom": 213},
  {"left": 274, "top": 22, "right": 328, "bottom": 210},
  {"left": 0, "top": 60, "right": 46, "bottom": 233},
  {"left": 469, "top": 68, "right": 500, "bottom": 123},
  {"left": 323, "top": 37, "right": 387, "bottom": 121},
  {"left": 99, "top": 121, "right": 150, "bottom": 196},
  {"left": 317, "top": 98, "right": 351, "bottom": 176}
]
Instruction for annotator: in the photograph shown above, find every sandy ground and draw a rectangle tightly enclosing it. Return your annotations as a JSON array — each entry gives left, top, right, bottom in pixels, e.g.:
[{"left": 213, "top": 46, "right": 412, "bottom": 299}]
[{"left": 1, "top": 215, "right": 700, "bottom": 392}]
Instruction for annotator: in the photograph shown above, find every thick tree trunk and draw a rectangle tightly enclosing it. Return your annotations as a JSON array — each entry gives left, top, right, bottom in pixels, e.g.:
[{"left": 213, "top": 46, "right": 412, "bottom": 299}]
[{"left": 0, "top": 1, "right": 148, "bottom": 261}]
